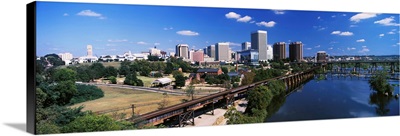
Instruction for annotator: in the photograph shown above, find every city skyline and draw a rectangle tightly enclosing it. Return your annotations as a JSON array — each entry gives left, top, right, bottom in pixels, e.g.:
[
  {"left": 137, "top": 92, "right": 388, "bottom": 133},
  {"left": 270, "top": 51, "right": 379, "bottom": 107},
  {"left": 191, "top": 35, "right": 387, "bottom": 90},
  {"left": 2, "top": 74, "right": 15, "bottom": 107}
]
[{"left": 36, "top": 2, "right": 399, "bottom": 57}]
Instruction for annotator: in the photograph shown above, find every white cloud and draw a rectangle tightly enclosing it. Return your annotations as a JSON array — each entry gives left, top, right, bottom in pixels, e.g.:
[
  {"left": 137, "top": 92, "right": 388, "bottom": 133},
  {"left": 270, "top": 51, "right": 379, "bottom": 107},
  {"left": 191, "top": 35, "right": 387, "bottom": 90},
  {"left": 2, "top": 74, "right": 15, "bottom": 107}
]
[
  {"left": 356, "top": 39, "right": 365, "bottom": 42},
  {"left": 77, "top": 10, "right": 102, "bottom": 17},
  {"left": 350, "top": 25, "right": 358, "bottom": 27},
  {"left": 99, "top": 17, "right": 107, "bottom": 20},
  {"left": 273, "top": 10, "right": 285, "bottom": 15},
  {"left": 108, "top": 39, "right": 128, "bottom": 42},
  {"left": 176, "top": 30, "right": 199, "bottom": 36},
  {"left": 223, "top": 42, "right": 241, "bottom": 46},
  {"left": 163, "top": 27, "right": 173, "bottom": 30},
  {"left": 306, "top": 48, "right": 312, "bottom": 50},
  {"left": 332, "top": 15, "right": 336, "bottom": 18},
  {"left": 317, "top": 16, "right": 321, "bottom": 20},
  {"left": 225, "top": 12, "right": 241, "bottom": 19},
  {"left": 331, "top": 31, "right": 353, "bottom": 36},
  {"left": 388, "top": 31, "right": 395, "bottom": 34},
  {"left": 379, "top": 34, "right": 385, "bottom": 37},
  {"left": 340, "top": 31, "right": 354, "bottom": 36},
  {"left": 167, "top": 48, "right": 174, "bottom": 51},
  {"left": 350, "top": 13, "right": 378, "bottom": 22},
  {"left": 237, "top": 16, "right": 252, "bottom": 22},
  {"left": 328, "top": 47, "right": 333, "bottom": 50},
  {"left": 63, "top": 13, "right": 69, "bottom": 16},
  {"left": 249, "top": 21, "right": 256, "bottom": 24},
  {"left": 314, "top": 26, "right": 326, "bottom": 31},
  {"left": 358, "top": 46, "right": 370, "bottom": 53},
  {"left": 105, "top": 44, "right": 116, "bottom": 46},
  {"left": 315, "top": 45, "right": 321, "bottom": 48},
  {"left": 347, "top": 47, "right": 356, "bottom": 50},
  {"left": 331, "top": 31, "right": 341, "bottom": 34},
  {"left": 154, "top": 43, "right": 160, "bottom": 45},
  {"left": 374, "top": 16, "right": 400, "bottom": 26},
  {"left": 397, "top": 42, "right": 400, "bottom": 45},
  {"left": 342, "top": 14, "right": 347, "bottom": 16},
  {"left": 137, "top": 41, "right": 148, "bottom": 45},
  {"left": 256, "top": 21, "right": 276, "bottom": 27}
]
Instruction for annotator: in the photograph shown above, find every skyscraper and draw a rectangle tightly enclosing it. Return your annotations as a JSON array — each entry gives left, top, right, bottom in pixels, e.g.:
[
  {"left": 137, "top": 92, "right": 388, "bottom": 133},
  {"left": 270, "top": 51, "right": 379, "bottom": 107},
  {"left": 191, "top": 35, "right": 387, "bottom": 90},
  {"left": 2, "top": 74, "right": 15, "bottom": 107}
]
[
  {"left": 192, "top": 50, "right": 204, "bottom": 62},
  {"left": 215, "top": 42, "right": 230, "bottom": 61},
  {"left": 273, "top": 42, "right": 286, "bottom": 60},
  {"left": 266, "top": 45, "right": 273, "bottom": 61},
  {"left": 316, "top": 51, "right": 327, "bottom": 63},
  {"left": 289, "top": 41, "right": 303, "bottom": 62},
  {"left": 207, "top": 45, "right": 215, "bottom": 59},
  {"left": 87, "top": 45, "right": 93, "bottom": 56},
  {"left": 241, "top": 42, "right": 251, "bottom": 51},
  {"left": 251, "top": 30, "right": 268, "bottom": 61},
  {"left": 176, "top": 44, "right": 189, "bottom": 59}
]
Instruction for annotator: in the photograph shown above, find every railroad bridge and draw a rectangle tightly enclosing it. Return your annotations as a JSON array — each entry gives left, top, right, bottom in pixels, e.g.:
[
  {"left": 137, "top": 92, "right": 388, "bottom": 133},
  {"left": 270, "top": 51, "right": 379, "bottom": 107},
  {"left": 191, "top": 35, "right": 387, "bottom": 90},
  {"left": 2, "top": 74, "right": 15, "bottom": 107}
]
[{"left": 129, "top": 66, "right": 321, "bottom": 127}]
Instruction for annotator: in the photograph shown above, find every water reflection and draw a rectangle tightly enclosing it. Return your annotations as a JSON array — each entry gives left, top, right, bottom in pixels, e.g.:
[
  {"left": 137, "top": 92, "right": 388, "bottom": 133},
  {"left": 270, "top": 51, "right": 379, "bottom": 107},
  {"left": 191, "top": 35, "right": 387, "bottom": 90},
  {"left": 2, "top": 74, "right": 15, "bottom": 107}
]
[{"left": 368, "top": 92, "right": 394, "bottom": 116}]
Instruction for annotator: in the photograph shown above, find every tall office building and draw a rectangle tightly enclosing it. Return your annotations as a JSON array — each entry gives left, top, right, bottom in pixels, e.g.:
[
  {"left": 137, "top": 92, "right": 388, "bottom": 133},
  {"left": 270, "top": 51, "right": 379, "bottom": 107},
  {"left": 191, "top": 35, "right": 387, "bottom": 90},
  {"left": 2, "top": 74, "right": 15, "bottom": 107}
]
[
  {"left": 215, "top": 42, "right": 230, "bottom": 61},
  {"left": 316, "top": 51, "right": 327, "bottom": 63},
  {"left": 176, "top": 44, "right": 189, "bottom": 59},
  {"left": 203, "top": 47, "right": 208, "bottom": 56},
  {"left": 273, "top": 42, "right": 286, "bottom": 60},
  {"left": 266, "top": 45, "right": 273, "bottom": 61},
  {"left": 207, "top": 45, "right": 215, "bottom": 59},
  {"left": 241, "top": 42, "right": 251, "bottom": 51},
  {"left": 87, "top": 45, "right": 93, "bottom": 56},
  {"left": 189, "top": 49, "right": 195, "bottom": 60},
  {"left": 192, "top": 50, "right": 204, "bottom": 62},
  {"left": 289, "top": 41, "right": 303, "bottom": 62},
  {"left": 251, "top": 30, "right": 268, "bottom": 61}
]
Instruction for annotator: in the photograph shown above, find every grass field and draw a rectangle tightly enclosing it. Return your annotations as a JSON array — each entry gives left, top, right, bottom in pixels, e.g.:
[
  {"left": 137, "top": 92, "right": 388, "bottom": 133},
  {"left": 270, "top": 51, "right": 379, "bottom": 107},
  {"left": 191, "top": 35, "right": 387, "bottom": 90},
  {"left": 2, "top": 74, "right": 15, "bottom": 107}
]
[{"left": 70, "top": 86, "right": 189, "bottom": 119}]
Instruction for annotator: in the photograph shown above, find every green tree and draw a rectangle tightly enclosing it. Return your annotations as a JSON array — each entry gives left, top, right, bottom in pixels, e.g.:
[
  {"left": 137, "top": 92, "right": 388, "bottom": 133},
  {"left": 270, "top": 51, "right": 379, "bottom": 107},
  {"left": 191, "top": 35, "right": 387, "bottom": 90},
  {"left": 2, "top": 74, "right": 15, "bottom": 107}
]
[
  {"left": 36, "top": 121, "right": 61, "bottom": 134},
  {"left": 104, "top": 66, "right": 118, "bottom": 78},
  {"left": 221, "top": 67, "right": 229, "bottom": 74},
  {"left": 109, "top": 76, "right": 117, "bottom": 84},
  {"left": 241, "top": 72, "right": 255, "bottom": 86},
  {"left": 245, "top": 86, "right": 273, "bottom": 115},
  {"left": 164, "top": 62, "right": 174, "bottom": 75},
  {"left": 89, "top": 63, "right": 106, "bottom": 79},
  {"left": 175, "top": 74, "right": 186, "bottom": 88},
  {"left": 53, "top": 68, "right": 76, "bottom": 82},
  {"left": 52, "top": 68, "right": 78, "bottom": 105},
  {"left": 69, "top": 84, "right": 104, "bottom": 105},
  {"left": 368, "top": 71, "right": 394, "bottom": 94},
  {"left": 62, "top": 114, "right": 121, "bottom": 133}
]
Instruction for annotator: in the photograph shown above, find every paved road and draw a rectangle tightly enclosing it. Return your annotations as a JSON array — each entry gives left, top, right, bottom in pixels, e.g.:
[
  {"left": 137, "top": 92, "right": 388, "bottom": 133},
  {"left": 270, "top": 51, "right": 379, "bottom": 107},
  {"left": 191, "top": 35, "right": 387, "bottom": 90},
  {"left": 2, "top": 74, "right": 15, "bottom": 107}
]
[{"left": 76, "top": 82, "right": 214, "bottom": 96}]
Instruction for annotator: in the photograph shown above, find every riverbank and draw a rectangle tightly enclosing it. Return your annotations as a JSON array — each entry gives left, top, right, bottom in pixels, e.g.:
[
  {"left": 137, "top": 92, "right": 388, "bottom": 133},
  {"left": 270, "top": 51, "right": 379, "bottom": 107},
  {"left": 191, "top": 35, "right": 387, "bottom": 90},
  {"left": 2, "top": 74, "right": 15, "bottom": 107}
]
[{"left": 184, "top": 98, "right": 249, "bottom": 127}]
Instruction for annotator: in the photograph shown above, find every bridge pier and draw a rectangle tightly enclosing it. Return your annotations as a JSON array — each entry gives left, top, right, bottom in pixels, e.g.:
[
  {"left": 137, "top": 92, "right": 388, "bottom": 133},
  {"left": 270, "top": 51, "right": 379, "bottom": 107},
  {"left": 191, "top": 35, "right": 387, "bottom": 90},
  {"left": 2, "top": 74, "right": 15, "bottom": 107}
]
[{"left": 178, "top": 109, "right": 195, "bottom": 127}]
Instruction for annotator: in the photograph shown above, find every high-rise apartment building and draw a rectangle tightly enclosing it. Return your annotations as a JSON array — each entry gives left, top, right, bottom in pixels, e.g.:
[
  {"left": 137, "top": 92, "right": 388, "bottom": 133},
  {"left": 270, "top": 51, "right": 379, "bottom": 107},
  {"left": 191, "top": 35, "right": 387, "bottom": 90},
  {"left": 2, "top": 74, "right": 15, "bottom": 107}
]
[
  {"left": 207, "top": 45, "right": 215, "bottom": 59},
  {"left": 266, "top": 45, "right": 273, "bottom": 61},
  {"left": 316, "top": 51, "right": 327, "bottom": 63},
  {"left": 215, "top": 42, "right": 230, "bottom": 61},
  {"left": 192, "top": 50, "right": 204, "bottom": 62},
  {"left": 251, "top": 30, "right": 268, "bottom": 61},
  {"left": 241, "top": 42, "right": 251, "bottom": 51},
  {"left": 176, "top": 44, "right": 189, "bottom": 59},
  {"left": 273, "top": 42, "right": 286, "bottom": 60},
  {"left": 289, "top": 41, "right": 303, "bottom": 62}
]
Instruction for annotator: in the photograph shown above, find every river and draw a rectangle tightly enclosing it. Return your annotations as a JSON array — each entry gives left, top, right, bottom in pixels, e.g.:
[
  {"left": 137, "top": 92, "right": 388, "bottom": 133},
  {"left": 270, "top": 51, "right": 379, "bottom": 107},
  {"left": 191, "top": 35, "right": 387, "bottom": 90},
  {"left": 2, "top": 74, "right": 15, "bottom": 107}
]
[{"left": 266, "top": 73, "right": 400, "bottom": 122}]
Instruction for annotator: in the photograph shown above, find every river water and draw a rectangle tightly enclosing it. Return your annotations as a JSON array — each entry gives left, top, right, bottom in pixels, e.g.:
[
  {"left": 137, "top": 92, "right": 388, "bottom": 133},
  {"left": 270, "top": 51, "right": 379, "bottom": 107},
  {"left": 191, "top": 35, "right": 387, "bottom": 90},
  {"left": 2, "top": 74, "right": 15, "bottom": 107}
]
[{"left": 266, "top": 74, "right": 400, "bottom": 122}]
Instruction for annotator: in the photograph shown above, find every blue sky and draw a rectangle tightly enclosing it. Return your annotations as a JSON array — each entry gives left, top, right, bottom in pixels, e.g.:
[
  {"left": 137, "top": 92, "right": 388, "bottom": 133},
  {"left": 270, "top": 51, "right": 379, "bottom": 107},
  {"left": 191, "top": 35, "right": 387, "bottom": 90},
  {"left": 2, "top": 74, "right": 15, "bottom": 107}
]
[{"left": 36, "top": 2, "right": 399, "bottom": 57}]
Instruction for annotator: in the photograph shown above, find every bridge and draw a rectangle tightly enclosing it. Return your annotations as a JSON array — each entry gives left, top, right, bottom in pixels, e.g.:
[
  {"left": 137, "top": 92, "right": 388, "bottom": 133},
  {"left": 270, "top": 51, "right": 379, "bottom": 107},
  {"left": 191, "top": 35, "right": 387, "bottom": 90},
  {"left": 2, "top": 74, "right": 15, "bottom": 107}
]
[
  {"left": 129, "top": 66, "right": 320, "bottom": 127},
  {"left": 291, "top": 60, "right": 399, "bottom": 73}
]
